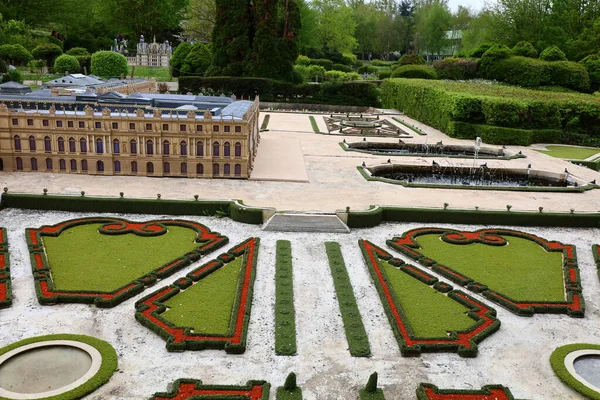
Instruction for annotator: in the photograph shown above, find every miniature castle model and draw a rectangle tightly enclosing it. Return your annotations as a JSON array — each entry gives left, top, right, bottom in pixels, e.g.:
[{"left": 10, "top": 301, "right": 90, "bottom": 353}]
[{"left": 127, "top": 35, "right": 172, "bottom": 67}]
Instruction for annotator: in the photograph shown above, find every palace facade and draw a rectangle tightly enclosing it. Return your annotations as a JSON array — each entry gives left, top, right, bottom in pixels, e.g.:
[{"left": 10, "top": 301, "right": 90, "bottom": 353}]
[{"left": 0, "top": 93, "right": 260, "bottom": 179}]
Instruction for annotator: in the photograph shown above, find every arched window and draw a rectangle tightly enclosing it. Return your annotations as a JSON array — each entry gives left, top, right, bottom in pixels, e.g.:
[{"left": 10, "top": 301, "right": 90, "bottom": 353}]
[
  {"left": 213, "top": 141, "right": 220, "bottom": 157},
  {"left": 0, "top": 158, "right": 3, "bottom": 171},
  {"left": 114, "top": 160, "right": 121, "bottom": 172},
  {"left": 68, "top": 137, "right": 76, "bottom": 152},
  {"left": 97, "top": 160, "right": 104, "bottom": 172},
  {"left": 13, "top": 135, "right": 21, "bottom": 151},
  {"left": 70, "top": 159, "right": 77, "bottom": 171},
  {"left": 95, "top": 138, "right": 103, "bottom": 154},
  {"left": 196, "top": 163, "right": 203, "bottom": 175},
  {"left": 147, "top": 162, "right": 154, "bottom": 173},
  {"left": 131, "top": 161, "right": 138, "bottom": 173},
  {"left": 146, "top": 140, "right": 154, "bottom": 155},
  {"left": 44, "top": 136, "right": 51, "bottom": 152},
  {"left": 45, "top": 158, "right": 52, "bottom": 170},
  {"left": 180, "top": 141, "right": 187, "bottom": 156},
  {"left": 29, "top": 136, "right": 36, "bottom": 151},
  {"left": 59, "top": 159, "right": 66, "bottom": 170},
  {"left": 81, "top": 159, "right": 88, "bottom": 171},
  {"left": 80, "top": 138, "right": 87, "bottom": 153},
  {"left": 163, "top": 140, "right": 170, "bottom": 155},
  {"left": 181, "top": 162, "right": 187, "bottom": 174},
  {"left": 235, "top": 164, "right": 241, "bottom": 176},
  {"left": 16, "top": 157, "right": 23, "bottom": 171},
  {"left": 223, "top": 142, "right": 231, "bottom": 157},
  {"left": 224, "top": 163, "right": 230, "bottom": 175},
  {"left": 113, "top": 139, "right": 120, "bottom": 154},
  {"left": 164, "top": 162, "right": 170, "bottom": 174},
  {"left": 196, "top": 141, "right": 204, "bottom": 156},
  {"left": 57, "top": 137, "right": 65, "bottom": 153},
  {"left": 130, "top": 139, "right": 137, "bottom": 155},
  {"left": 31, "top": 158, "right": 38, "bottom": 171},
  {"left": 235, "top": 142, "right": 242, "bottom": 157},
  {"left": 213, "top": 163, "right": 220, "bottom": 175}
]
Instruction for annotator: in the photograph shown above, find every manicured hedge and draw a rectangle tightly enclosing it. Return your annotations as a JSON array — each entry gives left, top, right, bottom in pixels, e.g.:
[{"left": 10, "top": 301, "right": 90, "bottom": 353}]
[
  {"left": 276, "top": 373, "right": 302, "bottom": 400},
  {"left": 150, "top": 379, "right": 270, "bottom": 400},
  {"left": 594, "top": 245, "right": 600, "bottom": 280},
  {"left": 391, "top": 65, "right": 437, "bottom": 79},
  {"left": 0, "top": 228, "right": 11, "bottom": 309},
  {"left": 432, "top": 57, "right": 479, "bottom": 80},
  {"left": 179, "top": 77, "right": 381, "bottom": 107},
  {"left": 1, "top": 193, "right": 265, "bottom": 225},
  {"left": 275, "top": 240, "right": 297, "bottom": 355},
  {"left": 416, "top": 383, "right": 516, "bottom": 400},
  {"left": 346, "top": 206, "right": 600, "bottom": 228},
  {"left": 550, "top": 344, "right": 600, "bottom": 400},
  {"left": 325, "top": 242, "right": 371, "bottom": 357},
  {"left": 380, "top": 78, "right": 600, "bottom": 145}
]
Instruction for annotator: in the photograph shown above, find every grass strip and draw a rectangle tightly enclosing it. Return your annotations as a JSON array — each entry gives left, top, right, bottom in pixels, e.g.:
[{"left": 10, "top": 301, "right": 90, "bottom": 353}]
[
  {"left": 324, "top": 242, "right": 371, "bottom": 357},
  {"left": 260, "top": 114, "right": 270, "bottom": 131},
  {"left": 392, "top": 117, "right": 426, "bottom": 135},
  {"left": 309, "top": 116, "right": 323, "bottom": 133},
  {"left": 275, "top": 240, "right": 297, "bottom": 355},
  {"left": 536, "top": 145, "right": 600, "bottom": 160}
]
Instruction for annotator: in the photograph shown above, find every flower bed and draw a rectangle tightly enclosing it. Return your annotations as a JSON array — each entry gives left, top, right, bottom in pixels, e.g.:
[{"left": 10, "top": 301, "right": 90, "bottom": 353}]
[
  {"left": 360, "top": 240, "right": 499, "bottom": 357},
  {"left": 325, "top": 241, "right": 371, "bottom": 357},
  {"left": 26, "top": 217, "right": 228, "bottom": 308},
  {"left": 275, "top": 240, "right": 297, "bottom": 356},
  {"left": 0, "top": 228, "right": 11, "bottom": 308},
  {"left": 150, "top": 379, "right": 270, "bottom": 400},
  {"left": 416, "top": 383, "right": 516, "bottom": 399},
  {"left": 135, "top": 238, "right": 259, "bottom": 353},
  {"left": 388, "top": 228, "right": 584, "bottom": 317}
]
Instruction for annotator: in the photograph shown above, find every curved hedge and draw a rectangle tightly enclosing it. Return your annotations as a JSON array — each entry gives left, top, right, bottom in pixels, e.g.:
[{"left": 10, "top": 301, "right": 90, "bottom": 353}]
[
  {"left": 550, "top": 344, "right": 600, "bottom": 400},
  {"left": 391, "top": 65, "right": 437, "bottom": 79}
]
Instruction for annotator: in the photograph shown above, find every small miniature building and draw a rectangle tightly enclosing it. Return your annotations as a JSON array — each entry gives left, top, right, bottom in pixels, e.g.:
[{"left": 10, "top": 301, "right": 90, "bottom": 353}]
[
  {"left": 126, "top": 35, "right": 172, "bottom": 67},
  {"left": 0, "top": 82, "right": 32, "bottom": 96}
]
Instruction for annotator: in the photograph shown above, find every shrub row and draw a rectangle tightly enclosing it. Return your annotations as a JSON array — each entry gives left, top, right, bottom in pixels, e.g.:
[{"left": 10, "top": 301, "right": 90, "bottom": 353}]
[
  {"left": 26, "top": 217, "right": 228, "bottom": 308},
  {"left": 416, "top": 383, "right": 516, "bottom": 400},
  {"left": 179, "top": 77, "right": 381, "bottom": 107},
  {"left": 150, "top": 379, "right": 271, "bottom": 400},
  {"left": 359, "top": 240, "right": 499, "bottom": 357},
  {"left": 387, "top": 228, "right": 584, "bottom": 317},
  {"left": 391, "top": 65, "right": 437, "bottom": 79},
  {"left": 324, "top": 242, "right": 371, "bottom": 357},
  {"left": 0, "top": 228, "right": 11, "bottom": 309},
  {"left": 594, "top": 245, "right": 600, "bottom": 280},
  {"left": 135, "top": 238, "right": 259, "bottom": 353},
  {"left": 0, "top": 193, "right": 265, "bottom": 225},
  {"left": 275, "top": 240, "right": 297, "bottom": 356}
]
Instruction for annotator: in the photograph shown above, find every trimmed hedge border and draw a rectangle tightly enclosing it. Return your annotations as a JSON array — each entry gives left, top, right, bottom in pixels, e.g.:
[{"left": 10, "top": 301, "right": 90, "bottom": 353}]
[
  {"left": 325, "top": 242, "right": 371, "bottom": 357},
  {"left": 0, "top": 334, "right": 118, "bottom": 400},
  {"left": 151, "top": 379, "right": 270, "bottom": 400},
  {"left": 26, "top": 217, "right": 228, "bottom": 308},
  {"left": 360, "top": 240, "right": 499, "bottom": 357},
  {"left": 550, "top": 343, "right": 600, "bottom": 400},
  {"left": 346, "top": 206, "right": 600, "bottom": 228},
  {"left": 357, "top": 165, "right": 598, "bottom": 193},
  {"left": 0, "top": 228, "right": 11, "bottom": 308},
  {"left": 388, "top": 228, "right": 584, "bottom": 317},
  {"left": 135, "top": 238, "right": 259, "bottom": 353},
  {"left": 595, "top": 245, "right": 600, "bottom": 280},
  {"left": 392, "top": 117, "right": 427, "bottom": 136},
  {"left": 260, "top": 114, "right": 270, "bottom": 131},
  {"left": 275, "top": 240, "right": 297, "bottom": 355},
  {"left": 416, "top": 383, "right": 516, "bottom": 400},
  {"left": 0, "top": 193, "right": 265, "bottom": 225}
]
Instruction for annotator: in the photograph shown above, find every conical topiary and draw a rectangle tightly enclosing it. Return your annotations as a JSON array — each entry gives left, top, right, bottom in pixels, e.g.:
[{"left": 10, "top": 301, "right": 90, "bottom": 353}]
[
  {"left": 365, "top": 372, "right": 378, "bottom": 393},
  {"left": 284, "top": 372, "right": 297, "bottom": 391}
]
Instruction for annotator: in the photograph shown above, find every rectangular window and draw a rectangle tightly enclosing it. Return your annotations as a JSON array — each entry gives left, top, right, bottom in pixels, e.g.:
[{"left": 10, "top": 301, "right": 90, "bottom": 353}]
[
  {"left": 213, "top": 125, "right": 219, "bottom": 132},
  {"left": 145, "top": 123, "right": 152, "bottom": 131},
  {"left": 112, "top": 122, "right": 118, "bottom": 129},
  {"left": 196, "top": 125, "right": 203, "bottom": 132},
  {"left": 11, "top": 118, "right": 18, "bottom": 126},
  {"left": 94, "top": 122, "right": 101, "bottom": 129},
  {"left": 42, "top": 120, "right": 49, "bottom": 127},
  {"left": 180, "top": 124, "right": 186, "bottom": 132},
  {"left": 67, "top": 121, "right": 74, "bottom": 128},
  {"left": 235, "top": 126, "right": 241, "bottom": 133},
  {"left": 56, "top": 121, "right": 63, "bottom": 128},
  {"left": 27, "top": 119, "right": 34, "bottom": 126},
  {"left": 162, "top": 123, "right": 169, "bottom": 131},
  {"left": 129, "top": 123, "right": 135, "bottom": 130},
  {"left": 224, "top": 126, "right": 230, "bottom": 133},
  {"left": 78, "top": 121, "right": 85, "bottom": 128}
]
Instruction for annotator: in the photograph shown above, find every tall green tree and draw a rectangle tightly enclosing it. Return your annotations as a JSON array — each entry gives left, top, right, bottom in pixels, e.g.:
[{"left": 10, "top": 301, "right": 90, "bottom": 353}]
[
  {"left": 180, "top": 0, "right": 216, "bottom": 42},
  {"left": 210, "top": 0, "right": 252, "bottom": 76},
  {"left": 311, "top": 0, "right": 357, "bottom": 53},
  {"left": 104, "top": 0, "right": 187, "bottom": 38},
  {"left": 414, "top": 0, "right": 451, "bottom": 58}
]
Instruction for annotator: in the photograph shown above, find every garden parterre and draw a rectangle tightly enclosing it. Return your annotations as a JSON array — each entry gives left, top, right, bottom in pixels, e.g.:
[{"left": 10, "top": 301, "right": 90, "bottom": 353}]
[{"left": 1, "top": 207, "right": 600, "bottom": 398}]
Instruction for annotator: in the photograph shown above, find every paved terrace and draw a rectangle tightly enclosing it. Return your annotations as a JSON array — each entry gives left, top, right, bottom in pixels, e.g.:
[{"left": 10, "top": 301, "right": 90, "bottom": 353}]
[{"left": 2, "top": 112, "right": 600, "bottom": 214}]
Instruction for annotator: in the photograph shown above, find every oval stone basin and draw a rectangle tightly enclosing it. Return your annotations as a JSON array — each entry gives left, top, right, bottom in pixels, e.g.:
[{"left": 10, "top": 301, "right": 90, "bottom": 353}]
[
  {"left": 0, "top": 345, "right": 92, "bottom": 394},
  {"left": 574, "top": 355, "right": 600, "bottom": 389}
]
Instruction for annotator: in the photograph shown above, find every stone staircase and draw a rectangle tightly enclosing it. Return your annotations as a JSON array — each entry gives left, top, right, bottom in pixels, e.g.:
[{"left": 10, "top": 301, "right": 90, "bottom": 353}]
[{"left": 263, "top": 213, "right": 350, "bottom": 233}]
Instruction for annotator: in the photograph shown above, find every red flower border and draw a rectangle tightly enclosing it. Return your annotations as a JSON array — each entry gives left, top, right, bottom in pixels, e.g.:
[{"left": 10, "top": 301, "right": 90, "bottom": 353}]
[
  {"left": 135, "top": 238, "right": 259, "bottom": 353},
  {"left": 150, "top": 379, "right": 269, "bottom": 400},
  {"left": 0, "top": 228, "right": 11, "bottom": 308},
  {"left": 416, "top": 383, "right": 515, "bottom": 400},
  {"left": 26, "top": 217, "right": 228, "bottom": 308},
  {"left": 360, "top": 240, "right": 499, "bottom": 357},
  {"left": 388, "top": 228, "right": 584, "bottom": 317}
]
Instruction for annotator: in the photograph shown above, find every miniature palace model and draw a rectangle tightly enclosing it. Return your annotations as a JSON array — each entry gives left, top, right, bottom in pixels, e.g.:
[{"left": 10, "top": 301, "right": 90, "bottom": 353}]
[{"left": 0, "top": 80, "right": 260, "bottom": 179}]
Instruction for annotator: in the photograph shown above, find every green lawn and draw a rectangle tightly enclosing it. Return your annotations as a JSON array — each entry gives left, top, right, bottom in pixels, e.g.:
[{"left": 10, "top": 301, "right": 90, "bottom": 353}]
[
  {"left": 128, "top": 66, "right": 171, "bottom": 81},
  {"left": 416, "top": 234, "right": 565, "bottom": 301},
  {"left": 43, "top": 224, "right": 198, "bottom": 292},
  {"left": 382, "top": 261, "right": 474, "bottom": 337},
  {"left": 536, "top": 145, "right": 600, "bottom": 160},
  {"left": 162, "top": 258, "right": 242, "bottom": 335}
]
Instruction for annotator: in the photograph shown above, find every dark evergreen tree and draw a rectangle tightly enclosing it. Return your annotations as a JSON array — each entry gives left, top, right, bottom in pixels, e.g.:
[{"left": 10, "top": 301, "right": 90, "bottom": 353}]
[{"left": 210, "top": 0, "right": 253, "bottom": 76}]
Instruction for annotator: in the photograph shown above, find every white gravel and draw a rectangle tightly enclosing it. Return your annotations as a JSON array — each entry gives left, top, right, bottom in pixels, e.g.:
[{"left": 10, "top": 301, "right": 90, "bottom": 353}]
[{"left": 0, "top": 208, "right": 599, "bottom": 399}]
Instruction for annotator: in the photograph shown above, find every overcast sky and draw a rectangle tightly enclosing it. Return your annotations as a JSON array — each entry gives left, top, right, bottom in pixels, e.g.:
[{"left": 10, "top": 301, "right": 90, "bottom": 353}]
[{"left": 447, "top": 0, "right": 487, "bottom": 13}]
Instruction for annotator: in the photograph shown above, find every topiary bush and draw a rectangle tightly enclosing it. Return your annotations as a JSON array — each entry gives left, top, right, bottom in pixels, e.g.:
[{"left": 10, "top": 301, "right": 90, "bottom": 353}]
[
  {"left": 548, "top": 61, "right": 590, "bottom": 92},
  {"left": 433, "top": 58, "right": 479, "bottom": 80},
  {"left": 66, "top": 47, "right": 90, "bottom": 56},
  {"left": 512, "top": 41, "right": 538, "bottom": 58},
  {"left": 479, "top": 44, "right": 512, "bottom": 76},
  {"left": 53, "top": 54, "right": 80, "bottom": 74},
  {"left": 170, "top": 42, "right": 192, "bottom": 77},
  {"left": 296, "top": 55, "right": 310, "bottom": 66},
  {"left": 391, "top": 65, "right": 437, "bottom": 79},
  {"left": 32, "top": 43, "right": 63, "bottom": 68},
  {"left": 398, "top": 53, "right": 426, "bottom": 66},
  {"left": 180, "top": 42, "right": 212, "bottom": 76},
  {"left": 540, "top": 45, "right": 567, "bottom": 61},
  {"left": 91, "top": 51, "right": 128, "bottom": 78},
  {"left": 0, "top": 44, "right": 33, "bottom": 65},
  {"left": 1, "top": 69, "right": 23, "bottom": 84},
  {"left": 357, "top": 65, "right": 378, "bottom": 74},
  {"left": 469, "top": 43, "right": 494, "bottom": 58},
  {"left": 579, "top": 54, "right": 600, "bottom": 92},
  {"left": 378, "top": 71, "right": 392, "bottom": 79},
  {"left": 308, "top": 58, "right": 334, "bottom": 70},
  {"left": 332, "top": 63, "right": 352, "bottom": 72}
]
